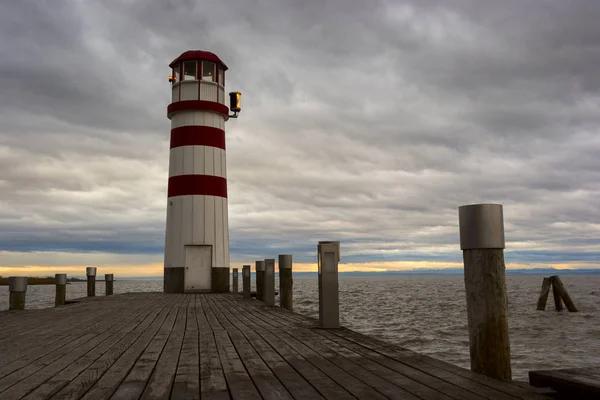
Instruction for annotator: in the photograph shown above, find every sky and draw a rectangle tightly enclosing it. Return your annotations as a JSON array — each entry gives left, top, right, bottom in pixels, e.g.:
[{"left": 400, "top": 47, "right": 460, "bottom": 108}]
[{"left": 1, "top": 0, "right": 600, "bottom": 276}]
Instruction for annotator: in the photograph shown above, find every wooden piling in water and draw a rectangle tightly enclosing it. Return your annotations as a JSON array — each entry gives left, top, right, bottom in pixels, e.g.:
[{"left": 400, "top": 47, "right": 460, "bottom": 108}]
[
  {"left": 8, "top": 277, "right": 28, "bottom": 311},
  {"left": 105, "top": 274, "right": 114, "bottom": 296},
  {"left": 86, "top": 267, "right": 96, "bottom": 297},
  {"left": 232, "top": 268, "right": 238, "bottom": 293},
  {"left": 55, "top": 273, "right": 67, "bottom": 306},
  {"left": 255, "top": 260, "right": 265, "bottom": 302},
  {"left": 549, "top": 275, "right": 577, "bottom": 312},
  {"left": 278, "top": 254, "right": 293, "bottom": 311},
  {"left": 552, "top": 281, "right": 563, "bottom": 311},
  {"left": 458, "top": 203, "right": 512, "bottom": 380},
  {"left": 536, "top": 277, "right": 551, "bottom": 311}
]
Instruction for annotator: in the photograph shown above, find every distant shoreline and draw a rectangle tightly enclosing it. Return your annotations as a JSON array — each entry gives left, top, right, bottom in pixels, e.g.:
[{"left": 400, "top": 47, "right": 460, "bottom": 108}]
[{"left": 2, "top": 268, "right": 599, "bottom": 283}]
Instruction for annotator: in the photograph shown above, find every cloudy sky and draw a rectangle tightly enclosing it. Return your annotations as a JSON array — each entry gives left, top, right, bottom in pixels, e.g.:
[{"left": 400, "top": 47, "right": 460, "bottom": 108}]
[{"left": 1, "top": 0, "right": 600, "bottom": 276}]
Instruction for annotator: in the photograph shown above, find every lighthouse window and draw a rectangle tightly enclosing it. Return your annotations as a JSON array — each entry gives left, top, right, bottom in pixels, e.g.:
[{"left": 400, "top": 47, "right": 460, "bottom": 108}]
[
  {"left": 202, "top": 61, "right": 215, "bottom": 82},
  {"left": 173, "top": 64, "right": 180, "bottom": 83},
  {"left": 183, "top": 61, "right": 197, "bottom": 80},
  {"left": 218, "top": 67, "right": 224, "bottom": 86}
]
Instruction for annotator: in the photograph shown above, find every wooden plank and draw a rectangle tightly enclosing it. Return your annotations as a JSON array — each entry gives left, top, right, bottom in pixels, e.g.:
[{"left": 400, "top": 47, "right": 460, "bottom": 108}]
[
  {"left": 0, "top": 296, "right": 158, "bottom": 376},
  {"left": 530, "top": 367, "right": 600, "bottom": 398},
  {"left": 76, "top": 295, "right": 181, "bottom": 400},
  {"left": 258, "top": 297, "right": 549, "bottom": 400},
  {"left": 104, "top": 294, "right": 182, "bottom": 400},
  {"left": 50, "top": 295, "right": 176, "bottom": 400},
  {"left": 140, "top": 295, "right": 188, "bottom": 400},
  {"left": 17, "top": 297, "right": 164, "bottom": 400},
  {"left": 170, "top": 296, "right": 200, "bottom": 400},
  {"left": 206, "top": 295, "right": 295, "bottom": 400},
  {"left": 213, "top": 295, "right": 325, "bottom": 400},
  {"left": 220, "top": 296, "right": 358, "bottom": 400},
  {"left": 198, "top": 295, "right": 259, "bottom": 400}
]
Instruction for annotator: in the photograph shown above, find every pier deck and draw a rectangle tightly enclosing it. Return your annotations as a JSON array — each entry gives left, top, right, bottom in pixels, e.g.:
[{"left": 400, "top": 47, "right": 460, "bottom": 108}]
[{"left": 0, "top": 293, "right": 551, "bottom": 400}]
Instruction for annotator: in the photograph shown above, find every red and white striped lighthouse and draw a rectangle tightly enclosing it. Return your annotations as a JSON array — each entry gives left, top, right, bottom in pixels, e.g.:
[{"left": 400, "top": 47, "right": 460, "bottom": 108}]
[{"left": 163, "top": 50, "right": 240, "bottom": 293}]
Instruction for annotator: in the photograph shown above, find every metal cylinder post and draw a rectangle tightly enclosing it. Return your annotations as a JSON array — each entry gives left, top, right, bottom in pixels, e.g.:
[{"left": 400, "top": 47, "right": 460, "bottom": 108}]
[
  {"left": 255, "top": 260, "right": 265, "bottom": 301},
  {"left": 86, "top": 267, "right": 97, "bottom": 297},
  {"left": 242, "top": 265, "right": 251, "bottom": 298},
  {"left": 55, "top": 273, "right": 67, "bottom": 307},
  {"left": 232, "top": 268, "right": 239, "bottom": 293},
  {"left": 9, "top": 277, "right": 28, "bottom": 311},
  {"left": 318, "top": 241, "right": 340, "bottom": 329},
  {"left": 278, "top": 254, "right": 293, "bottom": 311},
  {"left": 264, "top": 259, "right": 275, "bottom": 306},
  {"left": 105, "top": 274, "right": 114, "bottom": 296},
  {"left": 458, "top": 203, "right": 511, "bottom": 380}
]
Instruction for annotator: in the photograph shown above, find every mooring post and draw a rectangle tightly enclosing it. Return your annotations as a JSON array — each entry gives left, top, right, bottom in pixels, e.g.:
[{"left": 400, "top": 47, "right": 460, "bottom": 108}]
[
  {"left": 242, "top": 265, "right": 251, "bottom": 298},
  {"left": 278, "top": 254, "right": 293, "bottom": 311},
  {"left": 552, "top": 281, "right": 563, "bottom": 311},
  {"left": 264, "top": 259, "right": 275, "bottom": 306},
  {"left": 55, "top": 274, "right": 67, "bottom": 306},
  {"left": 86, "top": 267, "right": 97, "bottom": 297},
  {"left": 256, "top": 260, "right": 265, "bottom": 301},
  {"left": 105, "top": 274, "right": 114, "bottom": 296},
  {"left": 458, "top": 203, "right": 511, "bottom": 380},
  {"left": 318, "top": 241, "right": 340, "bottom": 329},
  {"left": 536, "top": 277, "right": 551, "bottom": 311},
  {"left": 232, "top": 268, "right": 239, "bottom": 293},
  {"left": 9, "top": 277, "right": 28, "bottom": 311},
  {"left": 549, "top": 276, "right": 577, "bottom": 312}
]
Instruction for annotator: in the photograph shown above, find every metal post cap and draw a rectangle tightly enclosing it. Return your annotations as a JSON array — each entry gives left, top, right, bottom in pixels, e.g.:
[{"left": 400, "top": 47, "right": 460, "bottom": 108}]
[
  {"left": 86, "top": 267, "right": 97, "bottom": 276},
  {"left": 459, "top": 203, "right": 505, "bottom": 250},
  {"left": 9, "top": 277, "right": 28, "bottom": 292},
  {"left": 278, "top": 254, "right": 292, "bottom": 269},
  {"left": 105, "top": 274, "right": 114, "bottom": 281},
  {"left": 265, "top": 259, "right": 275, "bottom": 273},
  {"left": 255, "top": 260, "right": 265, "bottom": 271},
  {"left": 55, "top": 274, "right": 67, "bottom": 285}
]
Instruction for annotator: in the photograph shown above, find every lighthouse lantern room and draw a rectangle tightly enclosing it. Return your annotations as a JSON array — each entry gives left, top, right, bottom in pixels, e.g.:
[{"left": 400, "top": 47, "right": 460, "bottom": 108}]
[{"left": 164, "top": 50, "right": 241, "bottom": 293}]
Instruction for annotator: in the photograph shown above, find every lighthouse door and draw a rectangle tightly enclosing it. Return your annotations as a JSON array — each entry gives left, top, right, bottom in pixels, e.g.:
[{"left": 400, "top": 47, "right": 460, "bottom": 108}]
[{"left": 184, "top": 245, "right": 212, "bottom": 292}]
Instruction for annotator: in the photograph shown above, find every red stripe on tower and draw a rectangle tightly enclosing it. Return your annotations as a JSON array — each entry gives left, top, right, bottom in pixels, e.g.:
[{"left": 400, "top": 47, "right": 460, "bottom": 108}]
[
  {"left": 167, "top": 100, "right": 229, "bottom": 119},
  {"left": 170, "top": 126, "right": 225, "bottom": 150},
  {"left": 167, "top": 174, "right": 227, "bottom": 198}
]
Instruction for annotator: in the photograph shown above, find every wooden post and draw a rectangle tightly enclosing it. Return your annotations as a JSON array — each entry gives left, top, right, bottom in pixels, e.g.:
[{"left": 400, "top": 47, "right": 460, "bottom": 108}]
[
  {"left": 86, "top": 267, "right": 96, "bottom": 297},
  {"left": 458, "top": 203, "right": 511, "bottom": 380},
  {"left": 318, "top": 241, "right": 340, "bottom": 329},
  {"left": 278, "top": 254, "right": 293, "bottom": 311},
  {"left": 9, "top": 277, "right": 28, "bottom": 310},
  {"left": 55, "top": 273, "right": 67, "bottom": 306},
  {"left": 536, "top": 277, "right": 551, "bottom": 311},
  {"left": 242, "top": 265, "right": 251, "bottom": 298},
  {"left": 552, "top": 281, "right": 563, "bottom": 311},
  {"left": 549, "top": 276, "right": 577, "bottom": 312},
  {"left": 232, "top": 268, "right": 238, "bottom": 293},
  {"left": 105, "top": 274, "right": 114, "bottom": 296},
  {"left": 255, "top": 260, "right": 265, "bottom": 301},
  {"left": 264, "top": 259, "right": 275, "bottom": 306}
]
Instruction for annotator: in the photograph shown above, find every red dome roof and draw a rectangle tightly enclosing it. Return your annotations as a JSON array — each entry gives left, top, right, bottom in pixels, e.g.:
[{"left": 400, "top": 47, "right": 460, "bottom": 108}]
[{"left": 169, "top": 50, "right": 228, "bottom": 71}]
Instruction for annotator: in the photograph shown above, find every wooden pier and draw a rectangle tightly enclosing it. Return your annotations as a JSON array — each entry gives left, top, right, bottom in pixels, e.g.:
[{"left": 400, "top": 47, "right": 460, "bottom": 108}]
[{"left": 0, "top": 292, "right": 553, "bottom": 400}]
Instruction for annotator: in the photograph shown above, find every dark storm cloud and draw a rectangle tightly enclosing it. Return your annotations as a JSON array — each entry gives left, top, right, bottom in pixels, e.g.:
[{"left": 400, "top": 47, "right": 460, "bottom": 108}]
[{"left": 1, "top": 0, "right": 600, "bottom": 268}]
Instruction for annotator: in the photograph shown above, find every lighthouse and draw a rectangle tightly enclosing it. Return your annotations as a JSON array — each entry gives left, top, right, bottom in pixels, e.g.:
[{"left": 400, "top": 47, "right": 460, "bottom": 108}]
[{"left": 163, "top": 50, "right": 241, "bottom": 293}]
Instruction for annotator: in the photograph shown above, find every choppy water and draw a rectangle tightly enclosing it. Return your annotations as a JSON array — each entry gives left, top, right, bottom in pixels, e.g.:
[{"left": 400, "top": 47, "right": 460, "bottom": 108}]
[{"left": 1, "top": 275, "right": 599, "bottom": 381}]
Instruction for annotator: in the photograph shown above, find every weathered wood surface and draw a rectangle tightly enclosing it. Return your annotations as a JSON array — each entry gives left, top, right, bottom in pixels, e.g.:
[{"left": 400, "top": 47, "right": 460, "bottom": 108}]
[
  {"left": 0, "top": 292, "right": 552, "bottom": 400},
  {"left": 548, "top": 276, "right": 577, "bottom": 312},
  {"left": 462, "top": 248, "right": 512, "bottom": 380},
  {"left": 536, "top": 278, "right": 550, "bottom": 311},
  {"left": 530, "top": 366, "right": 600, "bottom": 399}
]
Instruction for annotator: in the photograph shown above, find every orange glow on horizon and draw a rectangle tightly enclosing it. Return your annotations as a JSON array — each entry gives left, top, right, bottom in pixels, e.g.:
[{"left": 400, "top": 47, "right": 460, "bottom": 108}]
[{"left": 2, "top": 260, "right": 600, "bottom": 277}]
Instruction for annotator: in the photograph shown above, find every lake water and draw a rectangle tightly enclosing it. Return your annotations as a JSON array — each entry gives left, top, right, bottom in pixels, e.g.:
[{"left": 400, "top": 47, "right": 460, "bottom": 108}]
[{"left": 1, "top": 275, "right": 598, "bottom": 381}]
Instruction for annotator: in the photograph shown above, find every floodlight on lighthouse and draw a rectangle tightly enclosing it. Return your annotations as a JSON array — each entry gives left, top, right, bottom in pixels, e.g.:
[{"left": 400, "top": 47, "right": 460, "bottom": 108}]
[{"left": 228, "top": 91, "right": 242, "bottom": 118}]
